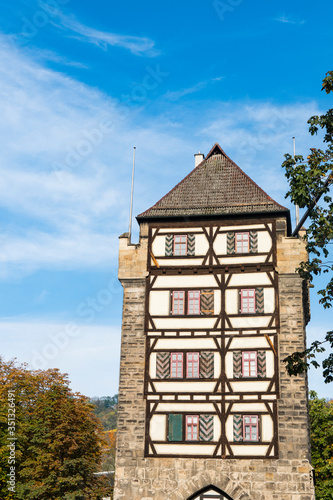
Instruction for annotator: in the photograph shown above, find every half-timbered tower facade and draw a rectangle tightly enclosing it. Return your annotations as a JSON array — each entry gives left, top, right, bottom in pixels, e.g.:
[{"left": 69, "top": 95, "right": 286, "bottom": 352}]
[{"left": 114, "top": 144, "right": 315, "bottom": 500}]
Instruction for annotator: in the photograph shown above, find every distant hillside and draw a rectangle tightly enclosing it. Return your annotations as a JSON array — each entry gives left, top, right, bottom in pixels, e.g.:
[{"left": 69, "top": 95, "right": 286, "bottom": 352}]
[{"left": 90, "top": 395, "right": 118, "bottom": 431}]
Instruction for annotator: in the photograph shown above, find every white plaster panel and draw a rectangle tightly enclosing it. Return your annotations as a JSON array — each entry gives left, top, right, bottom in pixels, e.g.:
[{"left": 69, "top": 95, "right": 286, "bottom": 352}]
[
  {"left": 225, "top": 415, "right": 234, "bottom": 441},
  {"left": 195, "top": 233, "right": 209, "bottom": 254},
  {"left": 154, "top": 444, "right": 216, "bottom": 455},
  {"left": 214, "top": 233, "right": 226, "bottom": 254},
  {"left": 213, "top": 415, "right": 221, "bottom": 442},
  {"left": 230, "top": 317, "right": 271, "bottom": 328},
  {"left": 220, "top": 224, "right": 267, "bottom": 231},
  {"left": 225, "top": 289, "right": 238, "bottom": 314},
  {"left": 152, "top": 236, "right": 166, "bottom": 257},
  {"left": 154, "top": 318, "right": 216, "bottom": 329},
  {"left": 155, "top": 338, "right": 216, "bottom": 350},
  {"left": 225, "top": 352, "right": 233, "bottom": 378},
  {"left": 154, "top": 382, "right": 216, "bottom": 393},
  {"left": 158, "top": 228, "right": 203, "bottom": 234},
  {"left": 266, "top": 351, "right": 275, "bottom": 377},
  {"left": 229, "top": 337, "right": 271, "bottom": 349},
  {"left": 150, "top": 291, "right": 170, "bottom": 316},
  {"left": 230, "top": 445, "right": 268, "bottom": 456},
  {"left": 150, "top": 353, "right": 156, "bottom": 378},
  {"left": 258, "top": 231, "right": 272, "bottom": 252},
  {"left": 160, "top": 258, "right": 204, "bottom": 266},
  {"left": 264, "top": 288, "right": 275, "bottom": 313},
  {"left": 219, "top": 255, "right": 270, "bottom": 265},
  {"left": 232, "top": 403, "right": 267, "bottom": 412},
  {"left": 214, "top": 290, "right": 221, "bottom": 315},
  {"left": 261, "top": 415, "right": 273, "bottom": 441},
  {"left": 229, "top": 272, "right": 271, "bottom": 286},
  {"left": 214, "top": 353, "right": 221, "bottom": 378},
  {"left": 154, "top": 275, "right": 217, "bottom": 288},
  {"left": 150, "top": 414, "right": 166, "bottom": 441},
  {"left": 230, "top": 381, "right": 270, "bottom": 392},
  {"left": 156, "top": 403, "right": 215, "bottom": 412}
]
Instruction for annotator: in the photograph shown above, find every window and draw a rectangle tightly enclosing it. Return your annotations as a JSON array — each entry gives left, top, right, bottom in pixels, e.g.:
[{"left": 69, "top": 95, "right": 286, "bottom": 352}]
[
  {"left": 188, "top": 290, "right": 200, "bottom": 315},
  {"left": 186, "top": 352, "right": 199, "bottom": 378},
  {"left": 171, "top": 291, "right": 202, "bottom": 315},
  {"left": 241, "top": 289, "right": 256, "bottom": 314},
  {"left": 235, "top": 232, "right": 249, "bottom": 253},
  {"left": 174, "top": 235, "right": 187, "bottom": 256},
  {"left": 170, "top": 353, "right": 183, "bottom": 378},
  {"left": 186, "top": 415, "right": 199, "bottom": 440},
  {"left": 243, "top": 415, "right": 259, "bottom": 441},
  {"left": 242, "top": 351, "right": 257, "bottom": 377},
  {"left": 172, "top": 291, "right": 185, "bottom": 315}
]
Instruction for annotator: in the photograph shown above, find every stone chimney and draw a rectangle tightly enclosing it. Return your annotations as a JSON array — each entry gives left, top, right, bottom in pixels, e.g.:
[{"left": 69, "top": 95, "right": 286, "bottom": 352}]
[{"left": 194, "top": 151, "right": 205, "bottom": 167}]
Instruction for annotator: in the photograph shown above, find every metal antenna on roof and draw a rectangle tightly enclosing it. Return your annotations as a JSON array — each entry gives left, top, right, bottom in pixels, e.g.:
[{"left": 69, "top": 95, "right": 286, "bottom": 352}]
[
  {"left": 293, "top": 137, "right": 300, "bottom": 227},
  {"left": 128, "top": 147, "right": 136, "bottom": 243}
]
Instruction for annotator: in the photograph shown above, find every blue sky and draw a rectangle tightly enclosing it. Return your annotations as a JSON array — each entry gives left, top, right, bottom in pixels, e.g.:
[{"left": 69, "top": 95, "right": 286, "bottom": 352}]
[{"left": 0, "top": 0, "right": 332, "bottom": 397}]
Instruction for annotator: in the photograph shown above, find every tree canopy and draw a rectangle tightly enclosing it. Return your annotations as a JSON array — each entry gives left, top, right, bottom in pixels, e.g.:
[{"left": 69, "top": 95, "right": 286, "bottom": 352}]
[
  {"left": 0, "top": 357, "right": 109, "bottom": 500},
  {"left": 282, "top": 71, "right": 333, "bottom": 383},
  {"left": 309, "top": 391, "right": 333, "bottom": 499}
]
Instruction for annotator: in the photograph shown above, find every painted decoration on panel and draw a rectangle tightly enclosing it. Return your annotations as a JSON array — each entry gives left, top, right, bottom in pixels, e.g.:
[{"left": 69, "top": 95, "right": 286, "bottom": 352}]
[
  {"left": 199, "top": 415, "right": 214, "bottom": 441},
  {"left": 156, "top": 352, "right": 170, "bottom": 379},
  {"left": 165, "top": 234, "right": 174, "bottom": 256},
  {"left": 257, "top": 351, "right": 267, "bottom": 378},
  {"left": 199, "top": 352, "right": 214, "bottom": 378},
  {"left": 249, "top": 230, "right": 258, "bottom": 253},
  {"left": 201, "top": 289, "right": 214, "bottom": 315}
]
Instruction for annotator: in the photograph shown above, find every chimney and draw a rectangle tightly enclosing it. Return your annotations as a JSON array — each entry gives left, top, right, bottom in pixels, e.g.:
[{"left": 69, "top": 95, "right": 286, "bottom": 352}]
[{"left": 194, "top": 151, "right": 205, "bottom": 167}]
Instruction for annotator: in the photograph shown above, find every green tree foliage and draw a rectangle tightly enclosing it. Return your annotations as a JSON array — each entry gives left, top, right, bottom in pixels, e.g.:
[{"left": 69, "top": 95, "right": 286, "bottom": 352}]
[
  {"left": 90, "top": 395, "right": 118, "bottom": 431},
  {"left": 309, "top": 391, "right": 333, "bottom": 499},
  {"left": 0, "top": 357, "right": 110, "bottom": 500},
  {"left": 282, "top": 71, "right": 333, "bottom": 382},
  {"left": 90, "top": 395, "right": 118, "bottom": 496}
]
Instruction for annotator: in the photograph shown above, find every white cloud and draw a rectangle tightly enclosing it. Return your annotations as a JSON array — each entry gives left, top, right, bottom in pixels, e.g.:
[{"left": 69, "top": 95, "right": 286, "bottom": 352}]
[
  {"left": 274, "top": 15, "right": 305, "bottom": 25},
  {"left": 0, "top": 34, "right": 325, "bottom": 281},
  {"left": 165, "top": 81, "right": 209, "bottom": 101},
  {"left": 52, "top": 12, "right": 158, "bottom": 56},
  {"left": 165, "top": 77, "right": 225, "bottom": 101},
  {"left": 0, "top": 321, "right": 121, "bottom": 397}
]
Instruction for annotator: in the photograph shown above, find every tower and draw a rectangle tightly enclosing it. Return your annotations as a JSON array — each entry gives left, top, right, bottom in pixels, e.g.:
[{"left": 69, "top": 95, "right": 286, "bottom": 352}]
[{"left": 114, "top": 144, "right": 315, "bottom": 500}]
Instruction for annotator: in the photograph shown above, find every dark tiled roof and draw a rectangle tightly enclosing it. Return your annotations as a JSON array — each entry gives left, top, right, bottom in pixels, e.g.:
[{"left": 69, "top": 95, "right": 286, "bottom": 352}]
[{"left": 138, "top": 143, "right": 288, "bottom": 219}]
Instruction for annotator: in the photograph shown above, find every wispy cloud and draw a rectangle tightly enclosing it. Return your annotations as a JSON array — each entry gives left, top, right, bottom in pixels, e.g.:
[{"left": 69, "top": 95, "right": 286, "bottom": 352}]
[
  {"left": 28, "top": 48, "right": 89, "bottom": 69},
  {"left": 274, "top": 15, "right": 305, "bottom": 25},
  {"left": 0, "top": 35, "right": 323, "bottom": 280},
  {"left": 165, "top": 76, "right": 224, "bottom": 101},
  {"left": 52, "top": 12, "right": 158, "bottom": 56}
]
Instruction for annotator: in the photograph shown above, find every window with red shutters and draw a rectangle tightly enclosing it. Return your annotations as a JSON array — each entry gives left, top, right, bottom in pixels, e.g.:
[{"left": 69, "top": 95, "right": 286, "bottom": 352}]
[
  {"left": 186, "top": 352, "right": 199, "bottom": 378},
  {"left": 235, "top": 232, "right": 249, "bottom": 253},
  {"left": 241, "top": 289, "right": 256, "bottom": 314},
  {"left": 170, "top": 353, "right": 183, "bottom": 378},
  {"left": 188, "top": 290, "right": 200, "bottom": 315},
  {"left": 172, "top": 291, "right": 185, "bottom": 315},
  {"left": 174, "top": 235, "right": 187, "bottom": 256},
  {"left": 186, "top": 415, "right": 199, "bottom": 441},
  {"left": 242, "top": 351, "right": 257, "bottom": 377},
  {"left": 243, "top": 415, "right": 259, "bottom": 441}
]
